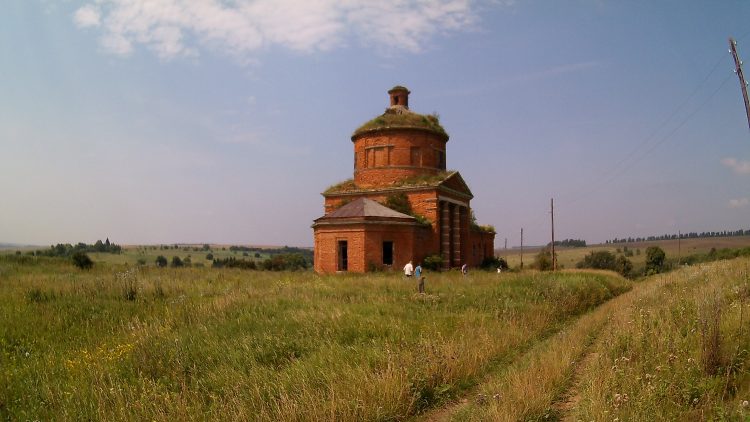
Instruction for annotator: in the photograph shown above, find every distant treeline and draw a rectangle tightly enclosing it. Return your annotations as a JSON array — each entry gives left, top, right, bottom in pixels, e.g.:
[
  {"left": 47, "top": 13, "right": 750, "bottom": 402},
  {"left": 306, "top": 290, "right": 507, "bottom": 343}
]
[
  {"left": 32, "top": 239, "right": 121, "bottom": 257},
  {"left": 607, "top": 229, "right": 750, "bottom": 244},
  {"left": 228, "top": 245, "right": 312, "bottom": 257},
  {"left": 547, "top": 239, "right": 587, "bottom": 248},
  {"left": 211, "top": 253, "right": 310, "bottom": 271}
]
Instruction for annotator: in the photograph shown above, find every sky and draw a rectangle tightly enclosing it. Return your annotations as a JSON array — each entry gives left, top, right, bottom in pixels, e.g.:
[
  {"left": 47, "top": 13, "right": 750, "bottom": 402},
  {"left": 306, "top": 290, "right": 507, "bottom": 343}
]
[{"left": 1, "top": 0, "right": 749, "bottom": 248}]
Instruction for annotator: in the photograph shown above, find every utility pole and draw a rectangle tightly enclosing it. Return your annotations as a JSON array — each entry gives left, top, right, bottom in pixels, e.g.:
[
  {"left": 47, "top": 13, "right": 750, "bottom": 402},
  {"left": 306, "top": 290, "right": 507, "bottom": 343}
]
[
  {"left": 551, "top": 198, "right": 557, "bottom": 271},
  {"left": 520, "top": 228, "right": 524, "bottom": 270},
  {"left": 504, "top": 238, "right": 507, "bottom": 250},
  {"left": 678, "top": 230, "right": 681, "bottom": 266},
  {"left": 729, "top": 37, "right": 750, "bottom": 131}
]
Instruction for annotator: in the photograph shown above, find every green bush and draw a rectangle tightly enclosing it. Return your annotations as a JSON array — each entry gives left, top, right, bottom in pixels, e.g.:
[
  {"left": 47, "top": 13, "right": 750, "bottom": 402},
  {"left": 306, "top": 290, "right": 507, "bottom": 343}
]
[
  {"left": 71, "top": 252, "right": 93, "bottom": 270},
  {"left": 576, "top": 251, "right": 632, "bottom": 277},
  {"left": 645, "top": 246, "right": 666, "bottom": 274},
  {"left": 480, "top": 256, "right": 509, "bottom": 271},
  {"left": 422, "top": 254, "right": 443, "bottom": 271},
  {"left": 533, "top": 248, "right": 554, "bottom": 271},
  {"left": 171, "top": 256, "right": 184, "bottom": 267},
  {"left": 155, "top": 255, "right": 168, "bottom": 267}
]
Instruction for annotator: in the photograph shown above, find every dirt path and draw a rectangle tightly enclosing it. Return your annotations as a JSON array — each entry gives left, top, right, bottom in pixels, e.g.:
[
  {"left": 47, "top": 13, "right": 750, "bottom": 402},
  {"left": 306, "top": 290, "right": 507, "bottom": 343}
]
[
  {"left": 417, "top": 319, "right": 600, "bottom": 422},
  {"left": 417, "top": 278, "right": 657, "bottom": 422},
  {"left": 551, "top": 348, "right": 600, "bottom": 421},
  {"left": 420, "top": 398, "right": 468, "bottom": 422}
]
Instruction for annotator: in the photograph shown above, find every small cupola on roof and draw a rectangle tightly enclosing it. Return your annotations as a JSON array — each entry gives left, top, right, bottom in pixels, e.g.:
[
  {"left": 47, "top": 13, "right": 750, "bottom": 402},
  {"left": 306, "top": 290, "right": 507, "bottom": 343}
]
[
  {"left": 388, "top": 86, "right": 410, "bottom": 109},
  {"left": 350, "top": 86, "right": 450, "bottom": 188}
]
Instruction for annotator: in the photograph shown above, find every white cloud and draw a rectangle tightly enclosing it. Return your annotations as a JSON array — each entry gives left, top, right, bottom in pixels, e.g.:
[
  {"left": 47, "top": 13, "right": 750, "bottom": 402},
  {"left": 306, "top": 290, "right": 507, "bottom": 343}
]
[
  {"left": 728, "top": 198, "right": 749, "bottom": 209},
  {"left": 73, "top": 0, "right": 488, "bottom": 60},
  {"left": 74, "top": 4, "right": 101, "bottom": 28},
  {"left": 721, "top": 157, "right": 750, "bottom": 175}
]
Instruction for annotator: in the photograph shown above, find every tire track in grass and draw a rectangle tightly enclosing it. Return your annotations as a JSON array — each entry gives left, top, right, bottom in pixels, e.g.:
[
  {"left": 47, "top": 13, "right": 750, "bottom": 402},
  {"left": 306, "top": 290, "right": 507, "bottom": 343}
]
[{"left": 417, "top": 303, "right": 612, "bottom": 421}]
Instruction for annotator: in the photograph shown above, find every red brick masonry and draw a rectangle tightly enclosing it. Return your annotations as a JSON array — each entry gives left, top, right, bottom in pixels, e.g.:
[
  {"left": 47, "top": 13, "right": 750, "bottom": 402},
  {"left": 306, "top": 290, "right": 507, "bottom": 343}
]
[{"left": 313, "top": 87, "right": 494, "bottom": 273}]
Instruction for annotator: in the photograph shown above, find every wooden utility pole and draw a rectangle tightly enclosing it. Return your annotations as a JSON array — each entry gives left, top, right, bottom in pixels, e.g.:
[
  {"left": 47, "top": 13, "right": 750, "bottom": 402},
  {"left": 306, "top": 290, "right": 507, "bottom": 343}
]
[
  {"left": 504, "top": 238, "right": 507, "bottom": 250},
  {"left": 678, "top": 230, "right": 682, "bottom": 266},
  {"left": 729, "top": 37, "right": 750, "bottom": 131},
  {"left": 551, "top": 198, "right": 557, "bottom": 271},
  {"left": 520, "top": 228, "right": 524, "bottom": 269}
]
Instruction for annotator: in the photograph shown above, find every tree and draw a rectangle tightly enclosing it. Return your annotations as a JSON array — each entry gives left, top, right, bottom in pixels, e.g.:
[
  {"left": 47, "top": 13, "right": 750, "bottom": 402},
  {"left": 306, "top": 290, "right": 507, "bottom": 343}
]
[
  {"left": 645, "top": 246, "right": 666, "bottom": 274},
  {"left": 155, "top": 255, "right": 168, "bottom": 267},
  {"left": 171, "top": 256, "right": 184, "bottom": 267},
  {"left": 615, "top": 255, "right": 633, "bottom": 277},
  {"left": 577, "top": 251, "right": 617, "bottom": 270},
  {"left": 72, "top": 252, "right": 93, "bottom": 270},
  {"left": 206, "top": 253, "right": 214, "bottom": 260},
  {"left": 576, "top": 250, "right": 632, "bottom": 277},
  {"left": 480, "top": 256, "right": 509, "bottom": 271},
  {"left": 534, "top": 248, "right": 554, "bottom": 271}
]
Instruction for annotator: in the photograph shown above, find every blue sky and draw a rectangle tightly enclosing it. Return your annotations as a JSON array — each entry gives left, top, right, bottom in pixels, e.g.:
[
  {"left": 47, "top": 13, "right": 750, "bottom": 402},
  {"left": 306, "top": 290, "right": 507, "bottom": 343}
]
[{"left": 1, "top": 0, "right": 749, "bottom": 247}]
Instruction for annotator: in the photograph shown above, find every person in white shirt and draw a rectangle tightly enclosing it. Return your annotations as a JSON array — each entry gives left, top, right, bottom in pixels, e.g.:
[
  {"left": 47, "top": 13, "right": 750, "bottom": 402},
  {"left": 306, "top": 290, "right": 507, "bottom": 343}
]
[{"left": 403, "top": 261, "right": 414, "bottom": 277}]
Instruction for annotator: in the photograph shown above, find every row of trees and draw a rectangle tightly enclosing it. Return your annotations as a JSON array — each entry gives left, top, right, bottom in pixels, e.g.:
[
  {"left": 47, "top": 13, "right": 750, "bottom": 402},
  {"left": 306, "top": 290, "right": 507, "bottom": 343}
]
[
  {"left": 152, "top": 253, "right": 311, "bottom": 271},
  {"left": 548, "top": 239, "right": 587, "bottom": 248},
  {"left": 34, "top": 239, "right": 121, "bottom": 258},
  {"left": 607, "top": 229, "right": 750, "bottom": 244}
]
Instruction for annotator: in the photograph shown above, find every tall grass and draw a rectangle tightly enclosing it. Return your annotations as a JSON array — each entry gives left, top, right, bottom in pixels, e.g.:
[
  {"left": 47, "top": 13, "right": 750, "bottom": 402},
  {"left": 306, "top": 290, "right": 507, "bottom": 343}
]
[
  {"left": 570, "top": 259, "right": 750, "bottom": 420},
  {"left": 424, "top": 260, "right": 750, "bottom": 421},
  {"left": 0, "top": 256, "right": 629, "bottom": 421}
]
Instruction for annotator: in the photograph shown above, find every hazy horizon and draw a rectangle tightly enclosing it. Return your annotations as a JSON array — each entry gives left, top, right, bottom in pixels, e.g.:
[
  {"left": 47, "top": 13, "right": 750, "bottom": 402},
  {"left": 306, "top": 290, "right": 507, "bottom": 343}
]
[{"left": 2, "top": 1, "right": 749, "bottom": 248}]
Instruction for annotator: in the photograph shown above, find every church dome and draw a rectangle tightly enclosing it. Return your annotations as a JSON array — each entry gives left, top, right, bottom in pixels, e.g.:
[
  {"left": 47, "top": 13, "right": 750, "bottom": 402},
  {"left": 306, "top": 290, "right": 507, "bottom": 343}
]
[{"left": 351, "top": 86, "right": 448, "bottom": 141}]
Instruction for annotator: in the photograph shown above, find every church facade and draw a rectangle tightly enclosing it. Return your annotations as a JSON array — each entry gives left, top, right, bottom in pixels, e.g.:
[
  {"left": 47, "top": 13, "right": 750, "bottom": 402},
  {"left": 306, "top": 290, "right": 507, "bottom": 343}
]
[{"left": 312, "top": 86, "right": 495, "bottom": 273}]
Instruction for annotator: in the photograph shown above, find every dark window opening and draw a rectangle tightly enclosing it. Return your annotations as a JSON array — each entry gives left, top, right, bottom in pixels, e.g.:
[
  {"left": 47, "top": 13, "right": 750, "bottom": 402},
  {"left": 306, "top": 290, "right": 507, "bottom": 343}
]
[
  {"left": 394, "top": 96, "right": 400, "bottom": 105},
  {"left": 437, "top": 150, "right": 446, "bottom": 169},
  {"left": 382, "top": 241, "right": 393, "bottom": 266},
  {"left": 410, "top": 146, "right": 421, "bottom": 167},
  {"left": 338, "top": 241, "right": 348, "bottom": 271}
]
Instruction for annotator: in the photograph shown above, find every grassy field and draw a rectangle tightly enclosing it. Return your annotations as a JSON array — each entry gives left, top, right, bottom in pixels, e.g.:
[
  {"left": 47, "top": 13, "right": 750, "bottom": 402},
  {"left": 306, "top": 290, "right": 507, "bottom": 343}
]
[
  {"left": 427, "top": 257, "right": 750, "bottom": 421},
  {"left": 0, "top": 256, "right": 629, "bottom": 421},
  {"left": 2, "top": 244, "right": 294, "bottom": 267},
  {"left": 497, "top": 236, "right": 750, "bottom": 270}
]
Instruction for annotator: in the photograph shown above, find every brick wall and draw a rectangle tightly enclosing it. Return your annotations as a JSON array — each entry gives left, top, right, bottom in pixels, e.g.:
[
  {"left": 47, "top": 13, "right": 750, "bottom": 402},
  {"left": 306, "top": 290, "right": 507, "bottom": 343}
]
[
  {"left": 353, "top": 129, "right": 447, "bottom": 188},
  {"left": 314, "top": 221, "right": 428, "bottom": 273},
  {"left": 468, "top": 229, "right": 496, "bottom": 267}
]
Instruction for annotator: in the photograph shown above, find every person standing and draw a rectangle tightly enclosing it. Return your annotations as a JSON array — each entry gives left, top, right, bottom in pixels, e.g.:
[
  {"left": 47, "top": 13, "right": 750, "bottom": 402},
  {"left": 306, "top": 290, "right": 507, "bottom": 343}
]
[
  {"left": 403, "top": 260, "right": 414, "bottom": 278},
  {"left": 415, "top": 263, "right": 425, "bottom": 293}
]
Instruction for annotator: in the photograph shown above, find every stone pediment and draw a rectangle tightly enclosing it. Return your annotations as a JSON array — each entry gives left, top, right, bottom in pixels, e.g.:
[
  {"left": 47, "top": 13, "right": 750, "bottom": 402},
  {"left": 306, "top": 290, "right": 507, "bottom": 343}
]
[{"left": 437, "top": 171, "right": 473, "bottom": 199}]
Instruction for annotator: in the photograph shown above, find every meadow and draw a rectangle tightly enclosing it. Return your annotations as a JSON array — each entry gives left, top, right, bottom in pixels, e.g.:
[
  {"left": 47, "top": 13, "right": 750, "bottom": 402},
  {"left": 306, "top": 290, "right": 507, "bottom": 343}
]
[
  {"left": 428, "top": 258, "right": 750, "bottom": 421},
  {"left": 0, "top": 255, "right": 629, "bottom": 421}
]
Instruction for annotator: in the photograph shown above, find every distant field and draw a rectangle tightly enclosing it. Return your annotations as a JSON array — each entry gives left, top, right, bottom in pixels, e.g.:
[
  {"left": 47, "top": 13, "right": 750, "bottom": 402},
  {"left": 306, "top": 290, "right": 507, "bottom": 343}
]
[
  {"left": 0, "top": 244, "right": 303, "bottom": 267},
  {"left": 497, "top": 236, "right": 750, "bottom": 270}
]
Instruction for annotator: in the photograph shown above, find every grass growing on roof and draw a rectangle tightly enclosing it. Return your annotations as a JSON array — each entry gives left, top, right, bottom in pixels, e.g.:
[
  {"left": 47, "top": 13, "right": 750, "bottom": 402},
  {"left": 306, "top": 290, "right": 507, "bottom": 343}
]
[{"left": 353, "top": 111, "right": 448, "bottom": 139}]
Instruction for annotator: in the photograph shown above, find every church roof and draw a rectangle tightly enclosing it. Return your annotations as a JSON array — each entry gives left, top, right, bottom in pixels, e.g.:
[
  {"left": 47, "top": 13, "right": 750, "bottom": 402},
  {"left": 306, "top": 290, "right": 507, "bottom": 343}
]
[
  {"left": 351, "top": 107, "right": 448, "bottom": 141},
  {"left": 323, "top": 171, "right": 473, "bottom": 199},
  {"left": 319, "top": 198, "right": 415, "bottom": 220}
]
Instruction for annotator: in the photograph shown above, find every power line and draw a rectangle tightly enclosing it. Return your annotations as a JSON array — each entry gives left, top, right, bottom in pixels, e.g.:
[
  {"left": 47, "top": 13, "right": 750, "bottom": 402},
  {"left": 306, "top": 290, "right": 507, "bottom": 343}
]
[{"left": 561, "top": 70, "right": 733, "bottom": 206}]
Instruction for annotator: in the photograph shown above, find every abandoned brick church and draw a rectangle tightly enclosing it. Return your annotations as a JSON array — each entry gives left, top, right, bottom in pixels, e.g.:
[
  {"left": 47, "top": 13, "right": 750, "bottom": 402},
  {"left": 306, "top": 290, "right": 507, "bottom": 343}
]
[{"left": 312, "top": 86, "right": 495, "bottom": 273}]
